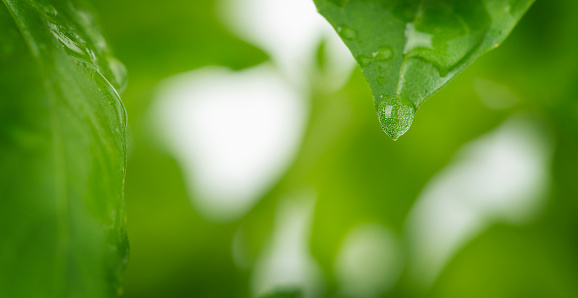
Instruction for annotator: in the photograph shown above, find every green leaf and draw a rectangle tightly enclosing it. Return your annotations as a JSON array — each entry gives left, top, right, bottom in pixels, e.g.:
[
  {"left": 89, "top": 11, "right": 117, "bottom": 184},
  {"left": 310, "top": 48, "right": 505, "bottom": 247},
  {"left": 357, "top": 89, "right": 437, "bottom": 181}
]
[
  {"left": 0, "top": 0, "right": 128, "bottom": 297},
  {"left": 314, "top": 0, "right": 534, "bottom": 139}
]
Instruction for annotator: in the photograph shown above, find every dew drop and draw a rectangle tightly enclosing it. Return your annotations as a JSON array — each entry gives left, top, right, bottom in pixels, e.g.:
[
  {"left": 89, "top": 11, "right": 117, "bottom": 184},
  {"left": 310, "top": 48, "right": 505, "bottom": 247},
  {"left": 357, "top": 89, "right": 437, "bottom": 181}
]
[
  {"left": 377, "top": 95, "right": 416, "bottom": 140},
  {"left": 358, "top": 55, "right": 372, "bottom": 66},
  {"left": 337, "top": 26, "right": 358, "bottom": 41},
  {"left": 373, "top": 46, "right": 394, "bottom": 61},
  {"left": 106, "top": 56, "right": 128, "bottom": 92},
  {"left": 40, "top": 3, "right": 58, "bottom": 16},
  {"left": 48, "top": 23, "right": 91, "bottom": 61}
]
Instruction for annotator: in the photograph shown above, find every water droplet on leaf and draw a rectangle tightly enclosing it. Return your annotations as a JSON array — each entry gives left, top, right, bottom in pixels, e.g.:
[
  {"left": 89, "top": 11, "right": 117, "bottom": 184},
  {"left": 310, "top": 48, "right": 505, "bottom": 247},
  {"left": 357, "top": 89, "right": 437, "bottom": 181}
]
[
  {"left": 377, "top": 96, "right": 416, "bottom": 140},
  {"left": 106, "top": 56, "right": 128, "bottom": 92},
  {"left": 358, "top": 55, "right": 372, "bottom": 66},
  {"left": 337, "top": 26, "right": 358, "bottom": 41},
  {"left": 373, "top": 46, "right": 393, "bottom": 61},
  {"left": 40, "top": 3, "right": 58, "bottom": 16}
]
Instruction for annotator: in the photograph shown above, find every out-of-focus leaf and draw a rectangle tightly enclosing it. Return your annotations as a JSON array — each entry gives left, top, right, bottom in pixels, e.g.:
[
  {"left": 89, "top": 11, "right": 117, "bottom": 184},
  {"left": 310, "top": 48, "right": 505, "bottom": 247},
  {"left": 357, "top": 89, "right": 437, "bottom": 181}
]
[
  {"left": 83, "top": 0, "right": 266, "bottom": 297},
  {"left": 314, "top": 0, "right": 534, "bottom": 139},
  {"left": 469, "top": 0, "right": 578, "bottom": 141},
  {"left": 425, "top": 135, "right": 578, "bottom": 298},
  {"left": 0, "top": 0, "right": 128, "bottom": 297},
  {"left": 89, "top": 0, "right": 267, "bottom": 138},
  {"left": 92, "top": 0, "right": 267, "bottom": 76}
]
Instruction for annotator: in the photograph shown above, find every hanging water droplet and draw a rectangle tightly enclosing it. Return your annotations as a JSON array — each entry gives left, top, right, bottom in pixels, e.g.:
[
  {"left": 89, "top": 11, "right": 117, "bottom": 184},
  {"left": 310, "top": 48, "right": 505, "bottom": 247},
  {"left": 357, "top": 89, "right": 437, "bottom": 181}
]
[
  {"left": 373, "top": 46, "right": 394, "bottom": 61},
  {"left": 377, "top": 96, "right": 416, "bottom": 140},
  {"left": 337, "top": 26, "right": 358, "bottom": 41}
]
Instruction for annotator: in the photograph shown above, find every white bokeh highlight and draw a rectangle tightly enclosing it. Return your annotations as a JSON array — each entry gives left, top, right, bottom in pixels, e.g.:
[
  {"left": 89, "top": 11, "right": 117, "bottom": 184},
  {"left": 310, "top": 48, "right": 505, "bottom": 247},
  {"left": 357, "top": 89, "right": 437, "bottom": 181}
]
[
  {"left": 152, "top": 65, "right": 306, "bottom": 221},
  {"left": 219, "top": 0, "right": 356, "bottom": 90},
  {"left": 335, "top": 224, "right": 404, "bottom": 298},
  {"left": 406, "top": 114, "right": 554, "bottom": 286},
  {"left": 252, "top": 192, "right": 324, "bottom": 298},
  {"left": 152, "top": 0, "right": 357, "bottom": 222}
]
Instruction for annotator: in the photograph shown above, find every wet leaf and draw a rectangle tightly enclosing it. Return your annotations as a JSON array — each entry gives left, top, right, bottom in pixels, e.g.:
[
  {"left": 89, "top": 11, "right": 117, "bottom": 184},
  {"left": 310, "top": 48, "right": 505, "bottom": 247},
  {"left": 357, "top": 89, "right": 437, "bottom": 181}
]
[
  {"left": 314, "top": 0, "right": 534, "bottom": 139},
  {"left": 0, "top": 0, "right": 128, "bottom": 296}
]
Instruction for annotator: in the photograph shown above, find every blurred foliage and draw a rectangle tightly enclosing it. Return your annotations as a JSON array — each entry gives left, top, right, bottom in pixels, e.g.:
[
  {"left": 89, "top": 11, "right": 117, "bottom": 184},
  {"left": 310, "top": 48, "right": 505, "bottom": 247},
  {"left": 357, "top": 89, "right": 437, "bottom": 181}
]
[
  {"left": 4, "top": 0, "right": 577, "bottom": 297},
  {"left": 89, "top": 0, "right": 266, "bottom": 296},
  {"left": 89, "top": 0, "right": 578, "bottom": 296},
  {"left": 92, "top": 0, "right": 267, "bottom": 123}
]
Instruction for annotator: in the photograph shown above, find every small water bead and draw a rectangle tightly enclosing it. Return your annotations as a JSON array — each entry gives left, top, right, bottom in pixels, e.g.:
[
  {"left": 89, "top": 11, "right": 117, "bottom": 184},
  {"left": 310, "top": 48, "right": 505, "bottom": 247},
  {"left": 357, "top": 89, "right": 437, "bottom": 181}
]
[
  {"left": 49, "top": 23, "right": 85, "bottom": 55},
  {"left": 357, "top": 46, "right": 394, "bottom": 67},
  {"left": 39, "top": 3, "right": 58, "bottom": 17},
  {"left": 358, "top": 55, "right": 372, "bottom": 66},
  {"left": 337, "top": 26, "right": 358, "bottom": 41},
  {"left": 372, "top": 46, "right": 393, "bottom": 61},
  {"left": 106, "top": 56, "right": 128, "bottom": 92},
  {"left": 377, "top": 95, "right": 416, "bottom": 140}
]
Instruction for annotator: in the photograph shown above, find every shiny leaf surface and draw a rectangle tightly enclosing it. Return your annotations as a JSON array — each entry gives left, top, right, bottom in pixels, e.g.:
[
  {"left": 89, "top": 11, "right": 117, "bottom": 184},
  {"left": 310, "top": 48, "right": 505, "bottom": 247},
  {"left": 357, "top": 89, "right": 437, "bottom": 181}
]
[
  {"left": 0, "top": 0, "right": 128, "bottom": 296},
  {"left": 314, "top": 0, "right": 534, "bottom": 139}
]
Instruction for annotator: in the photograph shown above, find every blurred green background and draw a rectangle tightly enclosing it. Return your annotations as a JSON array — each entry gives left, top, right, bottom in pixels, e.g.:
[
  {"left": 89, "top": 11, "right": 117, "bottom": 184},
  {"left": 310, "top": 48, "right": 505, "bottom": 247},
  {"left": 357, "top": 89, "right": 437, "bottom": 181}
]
[{"left": 90, "top": 0, "right": 578, "bottom": 297}]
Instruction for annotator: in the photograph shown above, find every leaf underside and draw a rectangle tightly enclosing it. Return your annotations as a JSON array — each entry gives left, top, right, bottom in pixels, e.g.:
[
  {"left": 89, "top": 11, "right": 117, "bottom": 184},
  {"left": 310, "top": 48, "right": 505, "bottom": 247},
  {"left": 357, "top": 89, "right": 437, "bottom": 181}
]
[
  {"left": 314, "top": 0, "right": 535, "bottom": 139},
  {"left": 0, "top": 0, "right": 128, "bottom": 297}
]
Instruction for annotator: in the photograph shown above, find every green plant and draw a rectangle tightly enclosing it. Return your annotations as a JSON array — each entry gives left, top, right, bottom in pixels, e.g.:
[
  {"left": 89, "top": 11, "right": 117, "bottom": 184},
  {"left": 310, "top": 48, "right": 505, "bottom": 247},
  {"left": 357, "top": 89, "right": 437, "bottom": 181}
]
[
  {"left": 0, "top": 0, "right": 538, "bottom": 297},
  {"left": 1, "top": 0, "right": 127, "bottom": 296},
  {"left": 314, "top": 0, "right": 534, "bottom": 139}
]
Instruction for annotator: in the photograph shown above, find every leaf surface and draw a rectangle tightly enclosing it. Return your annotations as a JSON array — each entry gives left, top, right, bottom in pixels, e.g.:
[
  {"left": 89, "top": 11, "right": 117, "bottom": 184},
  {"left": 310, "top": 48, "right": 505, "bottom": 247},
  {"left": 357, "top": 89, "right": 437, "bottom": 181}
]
[
  {"left": 314, "top": 0, "right": 534, "bottom": 139},
  {"left": 0, "top": 0, "right": 128, "bottom": 296}
]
